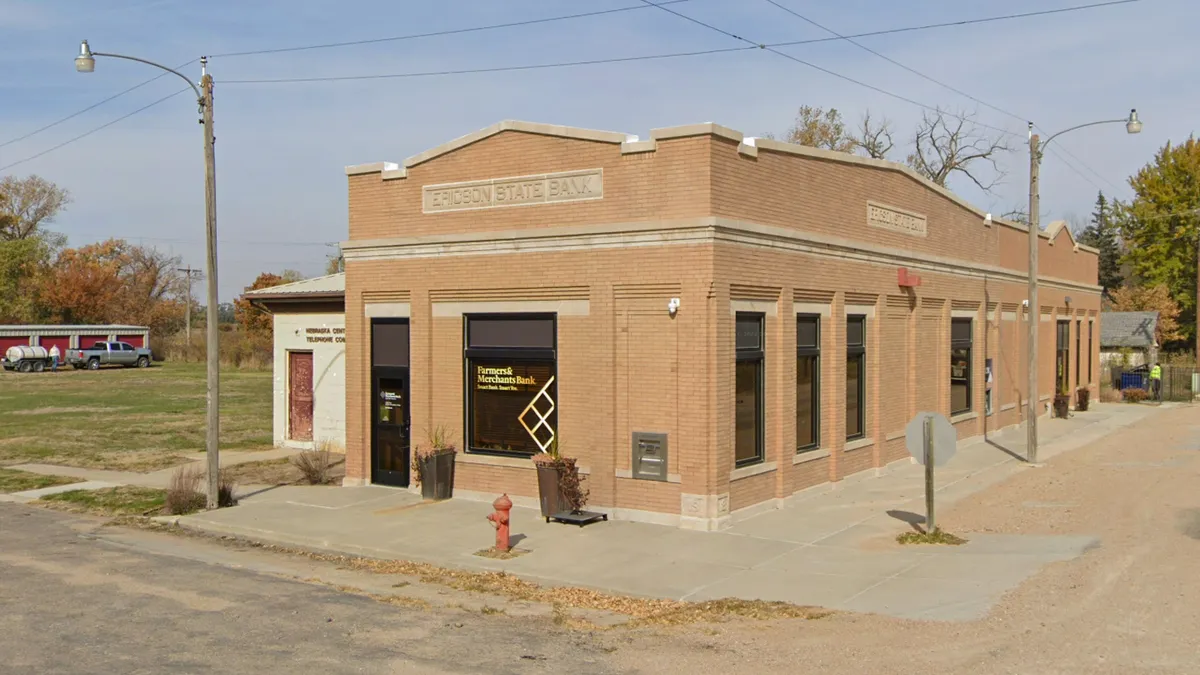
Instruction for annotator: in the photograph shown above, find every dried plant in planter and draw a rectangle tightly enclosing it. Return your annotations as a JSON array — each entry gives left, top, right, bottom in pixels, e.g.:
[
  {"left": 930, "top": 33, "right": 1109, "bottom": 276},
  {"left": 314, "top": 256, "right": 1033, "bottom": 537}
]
[
  {"left": 411, "top": 424, "right": 457, "bottom": 487},
  {"left": 532, "top": 437, "right": 589, "bottom": 513}
]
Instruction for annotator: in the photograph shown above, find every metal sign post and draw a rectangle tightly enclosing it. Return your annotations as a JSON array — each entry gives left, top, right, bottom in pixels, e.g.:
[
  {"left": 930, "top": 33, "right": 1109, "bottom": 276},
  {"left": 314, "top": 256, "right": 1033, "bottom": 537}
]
[
  {"left": 924, "top": 415, "right": 935, "bottom": 532},
  {"left": 906, "top": 412, "right": 956, "bottom": 533}
]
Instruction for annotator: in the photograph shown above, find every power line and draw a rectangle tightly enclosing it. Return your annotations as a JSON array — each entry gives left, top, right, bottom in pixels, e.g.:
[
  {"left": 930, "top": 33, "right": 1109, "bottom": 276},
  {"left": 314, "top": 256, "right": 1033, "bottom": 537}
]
[
  {"left": 761, "top": 0, "right": 1124, "bottom": 193},
  {"left": 4, "top": 2, "right": 1138, "bottom": 166},
  {"left": 209, "top": 0, "right": 694, "bottom": 58},
  {"left": 219, "top": 1, "right": 1136, "bottom": 93},
  {"left": 0, "top": 59, "right": 198, "bottom": 150},
  {"left": 0, "top": 88, "right": 190, "bottom": 172},
  {"left": 222, "top": 46, "right": 743, "bottom": 84},
  {"left": 762, "top": 0, "right": 1029, "bottom": 123},
  {"left": 637, "top": 0, "right": 1023, "bottom": 138}
]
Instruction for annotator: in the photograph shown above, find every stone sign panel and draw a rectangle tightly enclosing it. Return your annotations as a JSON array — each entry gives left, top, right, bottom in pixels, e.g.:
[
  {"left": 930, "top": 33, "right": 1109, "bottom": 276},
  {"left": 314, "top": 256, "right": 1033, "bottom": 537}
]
[
  {"left": 423, "top": 169, "right": 604, "bottom": 213},
  {"left": 867, "top": 201, "right": 928, "bottom": 237}
]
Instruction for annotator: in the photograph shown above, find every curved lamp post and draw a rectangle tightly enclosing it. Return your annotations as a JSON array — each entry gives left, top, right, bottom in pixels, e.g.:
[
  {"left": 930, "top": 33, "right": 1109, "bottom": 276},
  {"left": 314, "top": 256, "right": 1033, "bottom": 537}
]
[
  {"left": 1025, "top": 109, "right": 1140, "bottom": 463},
  {"left": 77, "top": 40, "right": 222, "bottom": 509}
]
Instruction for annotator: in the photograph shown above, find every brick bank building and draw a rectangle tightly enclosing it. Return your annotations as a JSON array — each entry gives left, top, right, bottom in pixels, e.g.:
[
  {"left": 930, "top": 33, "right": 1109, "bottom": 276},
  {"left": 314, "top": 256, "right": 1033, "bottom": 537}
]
[{"left": 296, "top": 120, "right": 1101, "bottom": 531}]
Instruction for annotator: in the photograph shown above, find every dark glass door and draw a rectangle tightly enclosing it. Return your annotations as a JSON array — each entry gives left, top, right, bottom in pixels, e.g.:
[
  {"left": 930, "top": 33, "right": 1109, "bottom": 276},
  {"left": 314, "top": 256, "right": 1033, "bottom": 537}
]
[{"left": 372, "top": 368, "right": 410, "bottom": 487}]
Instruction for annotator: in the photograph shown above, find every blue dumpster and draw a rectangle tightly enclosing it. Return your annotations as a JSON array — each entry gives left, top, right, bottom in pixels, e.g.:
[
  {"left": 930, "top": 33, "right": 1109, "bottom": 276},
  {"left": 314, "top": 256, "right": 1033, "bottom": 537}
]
[{"left": 1120, "top": 372, "right": 1147, "bottom": 391}]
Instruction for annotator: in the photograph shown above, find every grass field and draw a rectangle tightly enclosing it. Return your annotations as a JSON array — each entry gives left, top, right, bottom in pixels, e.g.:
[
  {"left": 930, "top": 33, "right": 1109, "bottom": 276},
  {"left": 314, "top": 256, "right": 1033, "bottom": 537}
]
[
  {"left": 0, "top": 363, "right": 273, "bottom": 471},
  {"left": 39, "top": 486, "right": 168, "bottom": 516},
  {"left": 0, "top": 467, "right": 82, "bottom": 493}
]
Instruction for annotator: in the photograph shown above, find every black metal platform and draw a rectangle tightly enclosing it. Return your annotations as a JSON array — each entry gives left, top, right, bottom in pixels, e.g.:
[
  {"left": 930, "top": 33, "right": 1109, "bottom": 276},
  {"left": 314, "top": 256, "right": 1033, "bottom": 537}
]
[{"left": 547, "top": 510, "right": 608, "bottom": 527}]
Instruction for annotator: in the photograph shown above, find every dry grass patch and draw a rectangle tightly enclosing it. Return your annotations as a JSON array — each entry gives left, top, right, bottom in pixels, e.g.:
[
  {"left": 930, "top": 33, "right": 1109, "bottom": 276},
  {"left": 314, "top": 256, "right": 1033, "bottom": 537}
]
[
  {"left": 897, "top": 529, "right": 968, "bottom": 546},
  {"left": 239, "top": 546, "right": 827, "bottom": 627}
]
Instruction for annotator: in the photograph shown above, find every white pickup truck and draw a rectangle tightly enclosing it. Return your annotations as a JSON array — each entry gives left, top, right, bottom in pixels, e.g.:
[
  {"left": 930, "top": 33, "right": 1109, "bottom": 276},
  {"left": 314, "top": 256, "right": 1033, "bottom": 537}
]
[{"left": 66, "top": 341, "right": 153, "bottom": 370}]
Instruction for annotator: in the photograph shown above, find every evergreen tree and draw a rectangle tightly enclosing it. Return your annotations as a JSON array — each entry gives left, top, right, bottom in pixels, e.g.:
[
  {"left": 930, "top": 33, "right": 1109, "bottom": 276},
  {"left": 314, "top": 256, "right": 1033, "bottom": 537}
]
[{"left": 1077, "top": 191, "right": 1123, "bottom": 295}]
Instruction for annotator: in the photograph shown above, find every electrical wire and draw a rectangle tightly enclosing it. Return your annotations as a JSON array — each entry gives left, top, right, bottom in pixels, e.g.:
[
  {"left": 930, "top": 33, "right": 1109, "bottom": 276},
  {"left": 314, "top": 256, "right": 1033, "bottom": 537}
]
[
  {"left": 0, "top": 59, "right": 199, "bottom": 149},
  {"left": 5, "top": 2, "right": 1140, "bottom": 168},
  {"left": 636, "top": 0, "right": 1023, "bottom": 138},
  {"left": 0, "top": 89, "right": 190, "bottom": 173},
  {"left": 761, "top": 0, "right": 1126, "bottom": 193},
  {"left": 209, "top": 0, "right": 694, "bottom": 58}
]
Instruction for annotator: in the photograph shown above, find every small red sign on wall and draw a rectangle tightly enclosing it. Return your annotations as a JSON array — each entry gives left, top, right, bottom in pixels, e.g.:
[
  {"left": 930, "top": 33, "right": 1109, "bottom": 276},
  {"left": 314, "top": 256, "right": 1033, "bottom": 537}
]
[{"left": 898, "top": 268, "right": 922, "bottom": 287}]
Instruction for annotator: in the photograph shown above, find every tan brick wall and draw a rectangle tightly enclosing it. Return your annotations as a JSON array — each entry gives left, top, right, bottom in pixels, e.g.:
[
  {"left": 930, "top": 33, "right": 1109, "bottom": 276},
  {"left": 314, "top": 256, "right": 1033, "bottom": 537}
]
[{"left": 342, "top": 125, "right": 1102, "bottom": 526}]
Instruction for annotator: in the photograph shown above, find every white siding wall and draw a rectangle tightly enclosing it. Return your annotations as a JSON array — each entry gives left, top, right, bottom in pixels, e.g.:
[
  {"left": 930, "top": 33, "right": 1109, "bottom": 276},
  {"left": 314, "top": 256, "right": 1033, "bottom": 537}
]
[{"left": 273, "top": 313, "right": 346, "bottom": 450}]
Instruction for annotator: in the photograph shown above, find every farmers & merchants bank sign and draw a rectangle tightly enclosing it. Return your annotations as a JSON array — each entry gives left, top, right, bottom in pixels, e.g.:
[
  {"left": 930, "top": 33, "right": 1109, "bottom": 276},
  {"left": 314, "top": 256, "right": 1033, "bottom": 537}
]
[
  {"left": 475, "top": 365, "right": 542, "bottom": 392},
  {"left": 423, "top": 169, "right": 603, "bottom": 213}
]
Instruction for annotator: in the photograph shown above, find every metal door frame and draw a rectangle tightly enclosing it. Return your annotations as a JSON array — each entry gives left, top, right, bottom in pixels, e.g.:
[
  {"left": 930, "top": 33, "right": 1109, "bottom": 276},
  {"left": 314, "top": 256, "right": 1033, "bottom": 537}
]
[{"left": 371, "top": 365, "right": 411, "bottom": 487}]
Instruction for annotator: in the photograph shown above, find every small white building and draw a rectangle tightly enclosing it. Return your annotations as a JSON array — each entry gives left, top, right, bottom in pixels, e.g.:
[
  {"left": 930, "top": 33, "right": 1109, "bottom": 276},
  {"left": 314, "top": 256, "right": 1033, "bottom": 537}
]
[{"left": 245, "top": 274, "right": 346, "bottom": 450}]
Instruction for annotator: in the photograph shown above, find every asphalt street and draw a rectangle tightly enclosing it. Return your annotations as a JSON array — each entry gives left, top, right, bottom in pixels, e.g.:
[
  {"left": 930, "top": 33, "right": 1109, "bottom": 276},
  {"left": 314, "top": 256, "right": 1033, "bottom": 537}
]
[{"left": 0, "top": 504, "right": 624, "bottom": 675}]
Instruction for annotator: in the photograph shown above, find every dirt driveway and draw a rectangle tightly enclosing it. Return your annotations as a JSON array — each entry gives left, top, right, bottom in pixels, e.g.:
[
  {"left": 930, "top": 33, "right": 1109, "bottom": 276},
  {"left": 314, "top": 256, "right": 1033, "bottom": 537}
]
[{"left": 605, "top": 405, "right": 1200, "bottom": 674}]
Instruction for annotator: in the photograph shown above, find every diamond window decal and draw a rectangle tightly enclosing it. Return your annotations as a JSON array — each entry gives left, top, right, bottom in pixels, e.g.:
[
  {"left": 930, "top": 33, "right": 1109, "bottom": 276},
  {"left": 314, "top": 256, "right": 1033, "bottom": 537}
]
[{"left": 519, "top": 376, "right": 556, "bottom": 452}]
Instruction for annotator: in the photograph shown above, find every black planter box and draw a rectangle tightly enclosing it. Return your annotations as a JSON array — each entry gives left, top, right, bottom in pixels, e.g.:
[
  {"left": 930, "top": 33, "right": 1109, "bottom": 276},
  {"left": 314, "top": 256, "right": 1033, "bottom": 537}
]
[
  {"left": 419, "top": 452, "right": 455, "bottom": 500},
  {"left": 536, "top": 464, "right": 564, "bottom": 520},
  {"left": 1076, "top": 388, "right": 1090, "bottom": 412},
  {"left": 1053, "top": 394, "right": 1071, "bottom": 419}
]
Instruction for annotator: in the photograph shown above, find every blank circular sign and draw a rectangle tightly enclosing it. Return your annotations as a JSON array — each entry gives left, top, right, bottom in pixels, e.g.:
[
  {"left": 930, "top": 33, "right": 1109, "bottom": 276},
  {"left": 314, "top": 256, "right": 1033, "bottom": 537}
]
[{"left": 904, "top": 411, "right": 957, "bottom": 467}]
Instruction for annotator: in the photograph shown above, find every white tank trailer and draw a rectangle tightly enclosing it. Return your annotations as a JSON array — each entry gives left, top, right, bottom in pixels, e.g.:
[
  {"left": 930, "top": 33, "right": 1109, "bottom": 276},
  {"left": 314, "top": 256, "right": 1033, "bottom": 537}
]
[{"left": 2, "top": 345, "right": 52, "bottom": 373}]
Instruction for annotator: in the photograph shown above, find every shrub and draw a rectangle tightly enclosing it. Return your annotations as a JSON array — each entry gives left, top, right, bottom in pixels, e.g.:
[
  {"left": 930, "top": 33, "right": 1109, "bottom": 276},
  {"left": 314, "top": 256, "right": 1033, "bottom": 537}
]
[
  {"left": 156, "top": 330, "right": 272, "bottom": 369},
  {"left": 291, "top": 450, "right": 336, "bottom": 485},
  {"left": 1122, "top": 387, "right": 1149, "bottom": 403},
  {"left": 218, "top": 469, "right": 237, "bottom": 507},
  {"left": 165, "top": 465, "right": 206, "bottom": 515}
]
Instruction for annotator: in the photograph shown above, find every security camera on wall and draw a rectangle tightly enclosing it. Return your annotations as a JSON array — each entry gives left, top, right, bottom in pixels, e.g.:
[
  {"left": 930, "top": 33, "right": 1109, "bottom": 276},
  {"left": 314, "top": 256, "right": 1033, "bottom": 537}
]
[
  {"left": 668, "top": 298, "right": 680, "bottom": 316},
  {"left": 984, "top": 213, "right": 993, "bottom": 226}
]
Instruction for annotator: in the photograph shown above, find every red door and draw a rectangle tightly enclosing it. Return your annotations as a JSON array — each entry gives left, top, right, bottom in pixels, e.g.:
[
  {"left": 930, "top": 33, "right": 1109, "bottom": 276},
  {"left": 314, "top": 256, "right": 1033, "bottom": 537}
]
[
  {"left": 117, "top": 335, "right": 144, "bottom": 348},
  {"left": 0, "top": 336, "right": 30, "bottom": 352},
  {"left": 80, "top": 336, "right": 109, "bottom": 349},
  {"left": 39, "top": 336, "right": 70, "bottom": 355},
  {"left": 288, "top": 352, "right": 314, "bottom": 442}
]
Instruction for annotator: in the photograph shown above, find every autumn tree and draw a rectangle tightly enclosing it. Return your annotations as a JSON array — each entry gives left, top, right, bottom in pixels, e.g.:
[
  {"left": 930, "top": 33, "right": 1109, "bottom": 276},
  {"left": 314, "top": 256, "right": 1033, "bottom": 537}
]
[
  {"left": 1109, "top": 284, "right": 1184, "bottom": 346},
  {"left": 0, "top": 175, "right": 71, "bottom": 242},
  {"left": 905, "top": 110, "right": 1010, "bottom": 192},
  {"left": 775, "top": 105, "right": 856, "bottom": 153},
  {"left": 39, "top": 239, "right": 188, "bottom": 336},
  {"left": 1077, "top": 192, "right": 1123, "bottom": 295},
  {"left": 234, "top": 270, "right": 304, "bottom": 334},
  {"left": 1117, "top": 137, "right": 1200, "bottom": 344},
  {"left": 325, "top": 248, "right": 344, "bottom": 275}
]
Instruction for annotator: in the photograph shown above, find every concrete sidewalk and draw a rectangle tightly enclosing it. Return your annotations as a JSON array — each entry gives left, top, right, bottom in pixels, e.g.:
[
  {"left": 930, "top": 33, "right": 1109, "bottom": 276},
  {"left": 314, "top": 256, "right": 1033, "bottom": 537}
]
[
  {"left": 175, "top": 403, "right": 1166, "bottom": 621},
  {"left": 0, "top": 448, "right": 305, "bottom": 504}
]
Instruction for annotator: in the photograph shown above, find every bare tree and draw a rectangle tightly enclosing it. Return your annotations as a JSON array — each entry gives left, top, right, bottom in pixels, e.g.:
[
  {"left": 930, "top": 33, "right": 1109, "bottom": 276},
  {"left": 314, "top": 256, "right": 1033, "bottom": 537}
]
[
  {"left": 905, "top": 110, "right": 1010, "bottom": 192},
  {"left": 1000, "top": 207, "right": 1029, "bottom": 226},
  {"left": 0, "top": 175, "right": 71, "bottom": 241},
  {"left": 854, "top": 110, "right": 894, "bottom": 160}
]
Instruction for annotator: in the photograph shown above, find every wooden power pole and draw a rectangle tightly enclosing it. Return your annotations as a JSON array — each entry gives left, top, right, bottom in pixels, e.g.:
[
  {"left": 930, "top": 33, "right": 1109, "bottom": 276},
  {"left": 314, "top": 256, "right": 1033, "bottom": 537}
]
[{"left": 177, "top": 266, "right": 202, "bottom": 350}]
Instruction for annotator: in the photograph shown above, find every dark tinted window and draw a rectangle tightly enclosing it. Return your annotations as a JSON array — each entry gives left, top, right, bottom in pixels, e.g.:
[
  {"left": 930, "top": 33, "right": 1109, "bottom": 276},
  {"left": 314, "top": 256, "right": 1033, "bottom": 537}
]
[
  {"left": 797, "top": 316, "right": 819, "bottom": 349},
  {"left": 847, "top": 316, "right": 865, "bottom": 347},
  {"left": 467, "top": 317, "right": 554, "bottom": 349},
  {"left": 372, "top": 321, "right": 409, "bottom": 367},
  {"left": 735, "top": 315, "right": 763, "bottom": 351},
  {"left": 951, "top": 319, "right": 972, "bottom": 342}
]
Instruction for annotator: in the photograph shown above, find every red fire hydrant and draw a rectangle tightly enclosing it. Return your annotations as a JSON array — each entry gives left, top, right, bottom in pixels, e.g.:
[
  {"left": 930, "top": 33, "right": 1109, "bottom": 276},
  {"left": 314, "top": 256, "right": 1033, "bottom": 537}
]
[{"left": 486, "top": 494, "right": 512, "bottom": 552}]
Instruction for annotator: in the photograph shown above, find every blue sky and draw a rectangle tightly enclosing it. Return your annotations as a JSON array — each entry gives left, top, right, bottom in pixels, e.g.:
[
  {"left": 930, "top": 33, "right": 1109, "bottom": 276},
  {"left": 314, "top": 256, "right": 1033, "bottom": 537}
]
[{"left": 0, "top": 0, "right": 1192, "bottom": 300}]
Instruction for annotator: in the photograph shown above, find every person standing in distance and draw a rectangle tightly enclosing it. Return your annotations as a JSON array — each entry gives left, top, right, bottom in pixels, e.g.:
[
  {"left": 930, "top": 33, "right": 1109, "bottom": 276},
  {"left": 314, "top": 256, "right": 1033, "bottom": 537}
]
[
  {"left": 48, "top": 344, "right": 61, "bottom": 373},
  {"left": 1149, "top": 362, "right": 1162, "bottom": 402}
]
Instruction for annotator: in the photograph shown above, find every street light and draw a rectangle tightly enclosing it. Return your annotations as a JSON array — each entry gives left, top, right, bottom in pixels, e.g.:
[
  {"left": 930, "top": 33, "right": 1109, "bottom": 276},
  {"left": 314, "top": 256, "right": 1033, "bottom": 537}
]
[
  {"left": 1025, "top": 109, "right": 1141, "bottom": 464},
  {"left": 76, "top": 40, "right": 223, "bottom": 509}
]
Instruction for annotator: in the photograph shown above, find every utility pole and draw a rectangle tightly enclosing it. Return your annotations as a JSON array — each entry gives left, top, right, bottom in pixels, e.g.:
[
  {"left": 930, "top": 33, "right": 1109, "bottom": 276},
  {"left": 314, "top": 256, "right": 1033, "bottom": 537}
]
[
  {"left": 201, "top": 57, "right": 221, "bottom": 510},
  {"left": 176, "top": 266, "right": 202, "bottom": 351},
  {"left": 1027, "top": 123, "right": 1041, "bottom": 464},
  {"left": 74, "top": 42, "right": 224, "bottom": 511}
]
